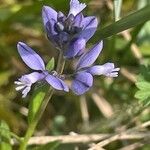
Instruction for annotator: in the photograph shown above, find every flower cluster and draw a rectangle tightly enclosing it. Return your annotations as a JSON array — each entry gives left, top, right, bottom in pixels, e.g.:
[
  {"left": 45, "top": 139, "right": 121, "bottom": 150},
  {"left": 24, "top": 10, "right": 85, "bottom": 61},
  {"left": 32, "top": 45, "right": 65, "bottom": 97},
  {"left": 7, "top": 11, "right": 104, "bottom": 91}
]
[{"left": 15, "top": 0, "right": 119, "bottom": 97}]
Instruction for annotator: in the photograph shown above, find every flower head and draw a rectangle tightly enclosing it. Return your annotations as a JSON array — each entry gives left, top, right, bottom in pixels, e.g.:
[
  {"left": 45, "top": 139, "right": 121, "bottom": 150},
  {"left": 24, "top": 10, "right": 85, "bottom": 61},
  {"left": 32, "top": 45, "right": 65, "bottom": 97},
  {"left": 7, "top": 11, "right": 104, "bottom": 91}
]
[
  {"left": 42, "top": 0, "right": 98, "bottom": 58},
  {"left": 15, "top": 0, "right": 120, "bottom": 98},
  {"left": 15, "top": 42, "right": 69, "bottom": 97},
  {"left": 71, "top": 41, "right": 120, "bottom": 95}
]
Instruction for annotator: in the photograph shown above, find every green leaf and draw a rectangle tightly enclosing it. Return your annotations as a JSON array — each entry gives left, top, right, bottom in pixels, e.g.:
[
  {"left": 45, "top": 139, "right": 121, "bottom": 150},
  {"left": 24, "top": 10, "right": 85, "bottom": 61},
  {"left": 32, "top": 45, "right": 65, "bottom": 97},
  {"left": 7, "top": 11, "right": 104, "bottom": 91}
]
[
  {"left": 97, "top": 5, "right": 150, "bottom": 39},
  {"left": 135, "top": 90, "right": 150, "bottom": 101},
  {"left": 32, "top": 141, "right": 60, "bottom": 150},
  {"left": 28, "top": 85, "right": 49, "bottom": 124},
  {"left": 0, "top": 120, "right": 12, "bottom": 150},
  {"left": 136, "top": 81, "right": 150, "bottom": 90},
  {"left": 135, "top": 65, "right": 150, "bottom": 106},
  {"left": 46, "top": 58, "right": 55, "bottom": 71}
]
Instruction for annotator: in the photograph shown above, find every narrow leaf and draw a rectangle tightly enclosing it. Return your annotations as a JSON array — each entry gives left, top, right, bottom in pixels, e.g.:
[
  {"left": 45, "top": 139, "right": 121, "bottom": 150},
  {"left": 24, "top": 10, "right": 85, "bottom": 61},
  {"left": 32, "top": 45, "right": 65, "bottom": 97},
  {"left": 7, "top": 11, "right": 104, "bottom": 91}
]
[
  {"left": 96, "top": 5, "right": 150, "bottom": 39},
  {"left": 28, "top": 85, "right": 48, "bottom": 124}
]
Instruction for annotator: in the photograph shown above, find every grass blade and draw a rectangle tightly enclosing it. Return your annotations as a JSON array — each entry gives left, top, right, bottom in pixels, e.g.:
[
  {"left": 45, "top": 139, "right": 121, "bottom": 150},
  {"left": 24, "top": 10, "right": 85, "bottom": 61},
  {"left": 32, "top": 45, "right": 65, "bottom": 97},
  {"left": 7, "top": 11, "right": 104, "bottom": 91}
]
[{"left": 97, "top": 5, "right": 150, "bottom": 40}]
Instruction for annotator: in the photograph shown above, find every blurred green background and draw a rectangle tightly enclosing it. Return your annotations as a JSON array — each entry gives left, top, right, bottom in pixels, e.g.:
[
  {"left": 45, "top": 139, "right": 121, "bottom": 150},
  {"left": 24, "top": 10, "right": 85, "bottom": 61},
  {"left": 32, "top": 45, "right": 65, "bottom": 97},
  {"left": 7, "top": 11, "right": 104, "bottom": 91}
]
[{"left": 0, "top": 0, "right": 150, "bottom": 149}]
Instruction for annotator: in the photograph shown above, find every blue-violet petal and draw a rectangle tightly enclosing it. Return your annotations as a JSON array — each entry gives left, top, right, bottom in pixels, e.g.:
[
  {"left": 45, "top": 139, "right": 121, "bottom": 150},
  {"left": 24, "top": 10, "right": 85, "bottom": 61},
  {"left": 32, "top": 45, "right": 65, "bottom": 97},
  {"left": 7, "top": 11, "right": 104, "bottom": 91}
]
[
  {"left": 76, "top": 41, "right": 103, "bottom": 70},
  {"left": 69, "top": 0, "right": 86, "bottom": 17},
  {"left": 17, "top": 42, "right": 45, "bottom": 71},
  {"left": 79, "top": 16, "right": 98, "bottom": 41},
  {"left": 71, "top": 72, "right": 93, "bottom": 95},
  {"left": 87, "top": 63, "right": 120, "bottom": 77},
  {"left": 42, "top": 6, "right": 57, "bottom": 26},
  {"left": 45, "top": 74, "right": 69, "bottom": 91},
  {"left": 64, "top": 38, "right": 86, "bottom": 58}
]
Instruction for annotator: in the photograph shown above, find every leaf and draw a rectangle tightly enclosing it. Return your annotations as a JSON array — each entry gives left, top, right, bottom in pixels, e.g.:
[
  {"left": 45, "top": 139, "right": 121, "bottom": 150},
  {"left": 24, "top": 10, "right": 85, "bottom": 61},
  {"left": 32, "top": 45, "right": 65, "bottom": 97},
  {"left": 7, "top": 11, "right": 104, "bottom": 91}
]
[
  {"left": 32, "top": 141, "right": 60, "bottom": 150},
  {"left": 136, "top": 81, "right": 150, "bottom": 90},
  {"left": 46, "top": 58, "right": 55, "bottom": 71},
  {"left": 135, "top": 65, "right": 150, "bottom": 106},
  {"left": 96, "top": 5, "right": 150, "bottom": 39},
  {"left": 0, "top": 120, "right": 12, "bottom": 150},
  {"left": 28, "top": 85, "right": 49, "bottom": 124},
  {"left": 135, "top": 90, "right": 150, "bottom": 101}
]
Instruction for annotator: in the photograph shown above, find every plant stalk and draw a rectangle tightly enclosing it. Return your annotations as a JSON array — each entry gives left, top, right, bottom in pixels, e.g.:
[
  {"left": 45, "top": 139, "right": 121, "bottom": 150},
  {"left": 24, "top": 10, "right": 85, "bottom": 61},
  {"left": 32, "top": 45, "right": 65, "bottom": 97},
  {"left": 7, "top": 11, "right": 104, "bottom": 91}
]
[{"left": 19, "top": 52, "right": 65, "bottom": 150}]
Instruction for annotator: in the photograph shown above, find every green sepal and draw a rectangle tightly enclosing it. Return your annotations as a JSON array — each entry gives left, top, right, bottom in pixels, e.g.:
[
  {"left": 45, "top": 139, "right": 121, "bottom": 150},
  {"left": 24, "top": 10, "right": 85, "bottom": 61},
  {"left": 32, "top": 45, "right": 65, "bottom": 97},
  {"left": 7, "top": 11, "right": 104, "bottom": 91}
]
[{"left": 46, "top": 58, "right": 55, "bottom": 71}]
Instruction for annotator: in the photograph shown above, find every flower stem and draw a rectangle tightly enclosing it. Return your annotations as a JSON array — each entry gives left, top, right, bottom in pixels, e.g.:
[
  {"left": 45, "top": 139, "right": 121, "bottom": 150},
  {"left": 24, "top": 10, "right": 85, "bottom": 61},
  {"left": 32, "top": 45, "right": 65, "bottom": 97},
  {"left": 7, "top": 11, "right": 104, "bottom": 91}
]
[{"left": 19, "top": 52, "right": 65, "bottom": 150}]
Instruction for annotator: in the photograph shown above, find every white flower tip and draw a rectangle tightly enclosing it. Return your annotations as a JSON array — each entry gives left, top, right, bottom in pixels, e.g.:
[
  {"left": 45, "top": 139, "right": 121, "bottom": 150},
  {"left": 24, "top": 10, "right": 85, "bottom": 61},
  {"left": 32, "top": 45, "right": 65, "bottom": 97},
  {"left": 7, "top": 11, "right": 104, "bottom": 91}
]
[
  {"left": 22, "top": 94, "right": 27, "bottom": 98},
  {"left": 14, "top": 81, "right": 22, "bottom": 85},
  {"left": 110, "top": 72, "right": 119, "bottom": 77},
  {"left": 15, "top": 86, "right": 25, "bottom": 91},
  {"left": 65, "top": 87, "right": 69, "bottom": 92},
  {"left": 21, "top": 87, "right": 31, "bottom": 98},
  {"left": 114, "top": 68, "right": 120, "bottom": 71},
  {"left": 69, "top": 0, "right": 86, "bottom": 16},
  {"left": 17, "top": 41, "right": 24, "bottom": 47}
]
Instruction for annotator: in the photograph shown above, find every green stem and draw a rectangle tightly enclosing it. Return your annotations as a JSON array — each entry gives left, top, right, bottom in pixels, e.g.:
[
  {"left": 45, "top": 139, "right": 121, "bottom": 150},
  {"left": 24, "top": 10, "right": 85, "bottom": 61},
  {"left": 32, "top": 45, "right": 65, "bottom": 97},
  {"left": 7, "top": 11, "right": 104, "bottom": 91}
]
[
  {"left": 19, "top": 52, "right": 65, "bottom": 150},
  {"left": 56, "top": 51, "right": 65, "bottom": 73}
]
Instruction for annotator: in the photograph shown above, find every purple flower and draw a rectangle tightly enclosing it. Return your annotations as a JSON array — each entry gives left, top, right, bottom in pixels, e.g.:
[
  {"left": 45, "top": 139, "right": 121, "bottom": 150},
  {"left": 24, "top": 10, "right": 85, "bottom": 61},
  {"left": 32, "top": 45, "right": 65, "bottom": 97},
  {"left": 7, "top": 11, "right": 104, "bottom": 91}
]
[
  {"left": 42, "top": 0, "right": 98, "bottom": 58},
  {"left": 71, "top": 41, "right": 120, "bottom": 95},
  {"left": 15, "top": 42, "right": 69, "bottom": 98}
]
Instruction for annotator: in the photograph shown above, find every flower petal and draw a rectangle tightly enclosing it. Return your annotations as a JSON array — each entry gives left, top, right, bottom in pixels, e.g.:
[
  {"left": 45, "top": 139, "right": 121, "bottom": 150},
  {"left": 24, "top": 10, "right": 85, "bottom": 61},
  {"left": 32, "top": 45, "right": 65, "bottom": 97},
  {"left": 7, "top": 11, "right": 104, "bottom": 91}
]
[
  {"left": 69, "top": 0, "right": 86, "bottom": 16},
  {"left": 15, "top": 72, "right": 44, "bottom": 98},
  {"left": 74, "top": 13, "right": 84, "bottom": 27},
  {"left": 22, "top": 86, "right": 31, "bottom": 98},
  {"left": 45, "top": 75, "right": 69, "bottom": 92},
  {"left": 79, "top": 16, "right": 98, "bottom": 41},
  {"left": 58, "top": 78, "right": 69, "bottom": 92},
  {"left": 87, "top": 63, "right": 120, "bottom": 77},
  {"left": 71, "top": 72, "right": 93, "bottom": 95},
  {"left": 76, "top": 41, "right": 103, "bottom": 70},
  {"left": 45, "top": 19, "right": 57, "bottom": 36},
  {"left": 17, "top": 42, "right": 45, "bottom": 71},
  {"left": 64, "top": 38, "right": 86, "bottom": 58},
  {"left": 46, "top": 20, "right": 58, "bottom": 41},
  {"left": 22, "top": 72, "right": 45, "bottom": 84},
  {"left": 42, "top": 6, "right": 57, "bottom": 26}
]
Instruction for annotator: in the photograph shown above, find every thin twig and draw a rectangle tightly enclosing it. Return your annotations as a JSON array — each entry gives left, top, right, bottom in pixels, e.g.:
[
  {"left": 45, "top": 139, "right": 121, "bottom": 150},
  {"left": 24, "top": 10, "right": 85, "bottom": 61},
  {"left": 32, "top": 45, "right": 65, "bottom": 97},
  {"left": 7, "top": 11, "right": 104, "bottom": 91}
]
[
  {"left": 11, "top": 121, "right": 150, "bottom": 146},
  {"left": 88, "top": 121, "right": 150, "bottom": 150},
  {"left": 92, "top": 93, "right": 114, "bottom": 118},
  {"left": 11, "top": 132, "right": 150, "bottom": 146},
  {"left": 121, "top": 30, "right": 143, "bottom": 63},
  {"left": 88, "top": 132, "right": 149, "bottom": 150},
  {"left": 119, "top": 142, "right": 144, "bottom": 150},
  {"left": 24, "top": 134, "right": 109, "bottom": 145},
  {"left": 80, "top": 96, "right": 89, "bottom": 127},
  {"left": 120, "top": 67, "right": 137, "bottom": 83}
]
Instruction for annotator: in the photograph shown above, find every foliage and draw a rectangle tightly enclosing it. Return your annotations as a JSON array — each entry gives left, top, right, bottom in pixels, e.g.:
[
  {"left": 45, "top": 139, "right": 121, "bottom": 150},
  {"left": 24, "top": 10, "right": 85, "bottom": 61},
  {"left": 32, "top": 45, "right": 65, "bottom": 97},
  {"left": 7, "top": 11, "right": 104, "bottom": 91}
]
[
  {"left": 0, "top": 120, "right": 12, "bottom": 150},
  {"left": 0, "top": 0, "right": 150, "bottom": 149},
  {"left": 135, "top": 65, "right": 150, "bottom": 106}
]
